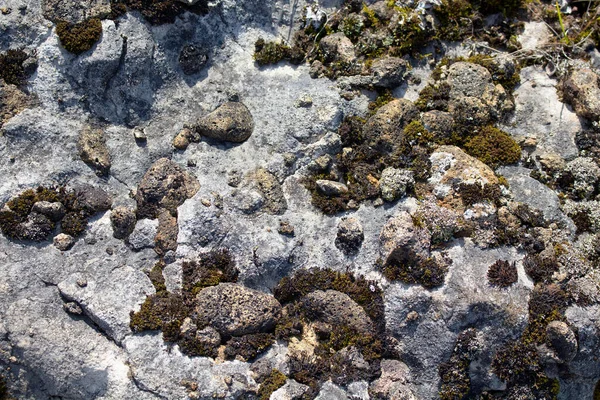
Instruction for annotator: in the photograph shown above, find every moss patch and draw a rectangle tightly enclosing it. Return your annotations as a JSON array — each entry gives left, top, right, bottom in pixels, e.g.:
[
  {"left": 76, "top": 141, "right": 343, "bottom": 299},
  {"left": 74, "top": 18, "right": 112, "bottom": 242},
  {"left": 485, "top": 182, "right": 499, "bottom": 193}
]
[
  {"left": 464, "top": 126, "right": 521, "bottom": 168},
  {"left": 182, "top": 249, "right": 239, "bottom": 295},
  {"left": 487, "top": 260, "right": 518, "bottom": 288},
  {"left": 109, "top": 0, "right": 209, "bottom": 25},
  {"left": 56, "top": 19, "right": 103, "bottom": 55},
  {"left": 439, "top": 329, "right": 477, "bottom": 400},
  {"left": 459, "top": 182, "right": 502, "bottom": 206},
  {"left": 253, "top": 38, "right": 305, "bottom": 66},
  {"left": 224, "top": 333, "right": 275, "bottom": 361},
  {"left": 381, "top": 251, "right": 448, "bottom": 289},
  {"left": 257, "top": 369, "right": 287, "bottom": 400},
  {"left": 0, "top": 49, "right": 34, "bottom": 86}
]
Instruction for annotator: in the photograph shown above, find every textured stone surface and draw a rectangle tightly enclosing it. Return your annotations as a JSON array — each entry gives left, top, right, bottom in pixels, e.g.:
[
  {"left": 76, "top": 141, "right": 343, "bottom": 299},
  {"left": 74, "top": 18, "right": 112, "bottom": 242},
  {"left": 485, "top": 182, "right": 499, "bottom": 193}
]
[
  {"left": 194, "top": 101, "right": 255, "bottom": 143},
  {"left": 195, "top": 283, "right": 282, "bottom": 338}
]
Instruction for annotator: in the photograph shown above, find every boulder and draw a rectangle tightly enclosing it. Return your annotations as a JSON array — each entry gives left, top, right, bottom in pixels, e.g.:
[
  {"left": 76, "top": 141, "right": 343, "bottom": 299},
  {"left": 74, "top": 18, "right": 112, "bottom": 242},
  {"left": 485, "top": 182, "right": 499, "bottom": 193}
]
[
  {"left": 195, "top": 283, "right": 281, "bottom": 338},
  {"left": 194, "top": 102, "right": 254, "bottom": 143},
  {"left": 363, "top": 99, "right": 419, "bottom": 153},
  {"left": 562, "top": 68, "right": 600, "bottom": 120},
  {"left": 135, "top": 158, "right": 200, "bottom": 219},
  {"left": 301, "top": 290, "right": 373, "bottom": 334}
]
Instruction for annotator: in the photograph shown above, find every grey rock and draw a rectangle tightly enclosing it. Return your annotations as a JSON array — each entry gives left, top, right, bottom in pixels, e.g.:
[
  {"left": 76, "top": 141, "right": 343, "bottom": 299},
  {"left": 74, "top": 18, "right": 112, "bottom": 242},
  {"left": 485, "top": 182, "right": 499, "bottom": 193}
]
[
  {"left": 240, "top": 168, "right": 287, "bottom": 214},
  {"left": 110, "top": 206, "right": 137, "bottom": 240},
  {"left": 194, "top": 102, "right": 255, "bottom": 143},
  {"left": 447, "top": 62, "right": 511, "bottom": 125},
  {"left": 316, "top": 180, "right": 349, "bottom": 196},
  {"left": 42, "top": 0, "right": 111, "bottom": 23},
  {"left": 380, "top": 210, "right": 431, "bottom": 265},
  {"left": 421, "top": 110, "right": 454, "bottom": 141},
  {"left": 135, "top": 158, "right": 200, "bottom": 219},
  {"left": 369, "top": 57, "right": 410, "bottom": 88},
  {"left": 78, "top": 126, "right": 111, "bottom": 176},
  {"left": 54, "top": 233, "right": 75, "bottom": 251},
  {"left": 379, "top": 168, "right": 414, "bottom": 202},
  {"left": 319, "top": 32, "right": 355, "bottom": 63},
  {"left": 562, "top": 68, "right": 600, "bottom": 120},
  {"left": 179, "top": 44, "right": 208, "bottom": 75},
  {"left": 32, "top": 201, "right": 65, "bottom": 222},
  {"left": 195, "top": 283, "right": 281, "bottom": 338},
  {"left": 564, "top": 157, "right": 600, "bottom": 199},
  {"left": 335, "top": 217, "right": 364, "bottom": 254},
  {"left": 155, "top": 209, "right": 178, "bottom": 256},
  {"left": 58, "top": 266, "right": 155, "bottom": 344},
  {"left": 271, "top": 379, "right": 310, "bottom": 400},
  {"left": 128, "top": 218, "right": 158, "bottom": 250},
  {"left": 363, "top": 99, "right": 419, "bottom": 153},
  {"left": 195, "top": 326, "right": 221, "bottom": 348},
  {"left": 315, "top": 381, "right": 349, "bottom": 400},
  {"left": 302, "top": 290, "right": 373, "bottom": 334},
  {"left": 347, "top": 381, "right": 369, "bottom": 400},
  {"left": 72, "top": 184, "right": 112, "bottom": 214},
  {"left": 546, "top": 320, "right": 578, "bottom": 363},
  {"left": 63, "top": 301, "right": 83, "bottom": 315}
]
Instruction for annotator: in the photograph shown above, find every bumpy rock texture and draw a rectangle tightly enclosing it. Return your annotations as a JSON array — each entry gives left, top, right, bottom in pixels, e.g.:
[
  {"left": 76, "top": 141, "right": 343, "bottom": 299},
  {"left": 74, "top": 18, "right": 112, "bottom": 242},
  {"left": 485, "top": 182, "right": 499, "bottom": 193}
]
[{"left": 2, "top": 0, "right": 600, "bottom": 399}]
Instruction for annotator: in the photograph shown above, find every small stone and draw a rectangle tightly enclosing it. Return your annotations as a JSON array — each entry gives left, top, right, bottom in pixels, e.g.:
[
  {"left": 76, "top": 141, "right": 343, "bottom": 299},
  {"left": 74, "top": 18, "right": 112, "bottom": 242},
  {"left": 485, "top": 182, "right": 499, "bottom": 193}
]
[
  {"left": 133, "top": 127, "right": 147, "bottom": 142},
  {"left": 369, "top": 56, "right": 410, "bottom": 88},
  {"left": 173, "top": 129, "right": 191, "bottom": 150},
  {"left": 76, "top": 278, "right": 87, "bottom": 287},
  {"left": 316, "top": 180, "right": 348, "bottom": 196},
  {"left": 302, "top": 290, "right": 373, "bottom": 334},
  {"left": 105, "top": 247, "right": 114, "bottom": 255},
  {"left": 1, "top": 7, "right": 11, "bottom": 14},
  {"left": 373, "top": 198, "right": 384, "bottom": 207},
  {"left": 380, "top": 167, "right": 414, "bottom": 202},
  {"left": 546, "top": 321, "right": 578, "bottom": 363},
  {"left": 78, "top": 126, "right": 111, "bottom": 176},
  {"left": 405, "top": 311, "right": 419, "bottom": 322},
  {"left": 110, "top": 206, "right": 136, "bottom": 240},
  {"left": 228, "top": 170, "right": 243, "bottom": 187},
  {"left": 313, "top": 155, "right": 332, "bottom": 171},
  {"left": 201, "top": 198, "right": 212, "bottom": 207},
  {"left": 319, "top": 32, "right": 355, "bottom": 63},
  {"left": 194, "top": 102, "right": 254, "bottom": 143},
  {"left": 63, "top": 302, "right": 82, "bottom": 315},
  {"left": 283, "top": 153, "right": 297, "bottom": 167},
  {"left": 521, "top": 137, "right": 538, "bottom": 148},
  {"left": 278, "top": 220, "right": 295, "bottom": 237},
  {"left": 32, "top": 201, "right": 65, "bottom": 222},
  {"left": 347, "top": 199, "right": 359, "bottom": 209},
  {"left": 295, "top": 94, "right": 313, "bottom": 108},
  {"left": 54, "top": 233, "right": 75, "bottom": 251},
  {"left": 335, "top": 217, "right": 364, "bottom": 254},
  {"left": 155, "top": 210, "right": 178, "bottom": 256}
]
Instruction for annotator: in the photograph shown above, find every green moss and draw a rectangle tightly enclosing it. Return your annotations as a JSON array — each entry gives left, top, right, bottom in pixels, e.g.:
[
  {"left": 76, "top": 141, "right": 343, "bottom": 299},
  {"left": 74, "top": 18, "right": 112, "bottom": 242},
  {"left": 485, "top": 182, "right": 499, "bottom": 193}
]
[
  {"left": 129, "top": 292, "right": 191, "bottom": 339},
  {"left": 182, "top": 249, "right": 239, "bottom": 295},
  {"left": 147, "top": 260, "right": 167, "bottom": 293},
  {"left": 177, "top": 336, "right": 219, "bottom": 358},
  {"left": 253, "top": 38, "right": 305, "bottom": 66},
  {"left": 522, "top": 283, "right": 569, "bottom": 345},
  {"left": 403, "top": 120, "right": 435, "bottom": 145},
  {"left": 487, "top": 260, "right": 518, "bottom": 288},
  {"left": 389, "top": 8, "right": 429, "bottom": 56},
  {"left": 415, "top": 82, "right": 451, "bottom": 112},
  {"left": 257, "top": 369, "right": 287, "bottom": 400},
  {"left": 368, "top": 90, "right": 394, "bottom": 114},
  {"left": 0, "top": 49, "right": 32, "bottom": 86},
  {"left": 361, "top": 5, "right": 380, "bottom": 28},
  {"left": 61, "top": 211, "right": 87, "bottom": 237},
  {"left": 464, "top": 126, "right": 521, "bottom": 168},
  {"left": 341, "top": 14, "right": 364, "bottom": 42},
  {"left": 274, "top": 268, "right": 385, "bottom": 329},
  {"left": 224, "top": 333, "right": 274, "bottom": 361},
  {"left": 110, "top": 0, "right": 209, "bottom": 25},
  {"left": 382, "top": 251, "right": 448, "bottom": 289},
  {"left": 459, "top": 182, "right": 502, "bottom": 206},
  {"left": 56, "top": 19, "right": 103, "bottom": 55},
  {"left": 438, "top": 329, "right": 477, "bottom": 400},
  {"left": 433, "top": 0, "right": 473, "bottom": 41}
]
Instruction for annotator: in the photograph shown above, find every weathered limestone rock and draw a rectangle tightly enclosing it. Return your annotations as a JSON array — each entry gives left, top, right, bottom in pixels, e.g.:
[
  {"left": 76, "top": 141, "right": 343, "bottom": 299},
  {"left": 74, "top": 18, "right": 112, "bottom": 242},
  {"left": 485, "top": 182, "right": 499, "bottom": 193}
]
[
  {"left": 194, "top": 102, "right": 254, "bottom": 143},
  {"left": 195, "top": 283, "right": 281, "bottom": 338},
  {"left": 78, "top": 127, "right": 111, "bottom": 175},
  {"left": 562, "top": 68, "right": 600, "bottom": 120},
  {"left": 301, "top": 290, "right": 373, "bottom": 334}
]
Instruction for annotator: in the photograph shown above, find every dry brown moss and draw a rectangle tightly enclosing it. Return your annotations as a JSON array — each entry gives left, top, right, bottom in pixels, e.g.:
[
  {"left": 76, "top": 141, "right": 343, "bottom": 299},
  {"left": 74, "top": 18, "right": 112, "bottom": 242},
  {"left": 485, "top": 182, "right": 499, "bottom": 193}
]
[{"left": 56, "top": 19, "right": 103, "bottom": 54}]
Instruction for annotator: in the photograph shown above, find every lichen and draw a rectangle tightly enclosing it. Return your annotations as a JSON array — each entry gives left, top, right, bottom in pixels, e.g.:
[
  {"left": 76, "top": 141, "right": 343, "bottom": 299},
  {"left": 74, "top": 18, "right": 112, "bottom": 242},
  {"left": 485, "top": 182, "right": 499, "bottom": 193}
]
[{"left": 56, "top": 19, "right": 103, "bottom": 55}]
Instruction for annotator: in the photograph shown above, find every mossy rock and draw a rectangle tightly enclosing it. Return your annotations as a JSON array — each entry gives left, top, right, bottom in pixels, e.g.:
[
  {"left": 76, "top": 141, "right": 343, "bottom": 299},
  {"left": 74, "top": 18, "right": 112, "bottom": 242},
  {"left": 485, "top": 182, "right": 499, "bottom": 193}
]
[
  {"left": 111, "top": 0, "right": 209, "bottom": 25},
  {"left": 182, "top": 249, "right": 239, "bottom": 295},
  {"left": 56, "top": 18, "right": 103, "bottom": 55},
  {"left": 257, "top": 369, "right": 287, "bottom": 400},
  {"left": 253, "top": 38, "right": 305, "bottom": 66}
]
